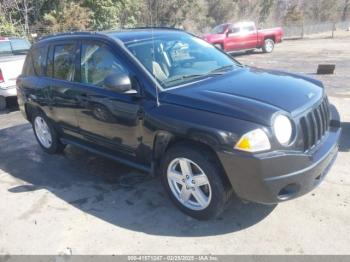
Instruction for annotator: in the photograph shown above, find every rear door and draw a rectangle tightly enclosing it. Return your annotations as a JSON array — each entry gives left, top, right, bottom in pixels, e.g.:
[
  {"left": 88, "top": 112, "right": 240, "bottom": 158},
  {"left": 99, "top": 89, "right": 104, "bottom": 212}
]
[
  {"left": 240, "top": 25, "right": 258, "bottom": 49},
  {"left": 225, "top": 25, "right": 257, "bottom": 51},
  {"left": 46, "top": 40, "right": 80, "bottom": 137}
]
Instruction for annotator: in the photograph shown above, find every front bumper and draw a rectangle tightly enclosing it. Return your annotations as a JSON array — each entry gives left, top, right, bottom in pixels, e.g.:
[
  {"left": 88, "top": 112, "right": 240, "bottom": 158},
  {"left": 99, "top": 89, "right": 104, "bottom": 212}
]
[
  {"left": 218, "top": 108, "right": 341, "bottom": 204},
  {"left": 0, "top": 85, "right": 17, "bottom": 97}
]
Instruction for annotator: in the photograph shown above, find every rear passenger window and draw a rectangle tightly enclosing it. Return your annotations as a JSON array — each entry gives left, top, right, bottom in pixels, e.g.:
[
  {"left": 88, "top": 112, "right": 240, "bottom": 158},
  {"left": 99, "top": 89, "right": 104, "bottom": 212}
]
[
  {"left": 31, "top": 46, "right": 47, "bottom": 76},
  {"left": 53, "top": 44, "right": 76, "bottom": 81},
  {"left": 80, "top": 42, "right": 126, "bottom": 87},
  {"left": 242, "top": 26, "right": 255, "bottom": 32}
]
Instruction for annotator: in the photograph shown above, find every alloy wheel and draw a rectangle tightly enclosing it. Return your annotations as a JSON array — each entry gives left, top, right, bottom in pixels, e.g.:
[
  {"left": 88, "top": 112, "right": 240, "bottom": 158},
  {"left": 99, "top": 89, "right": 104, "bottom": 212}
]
[
  {"left": 34, "top": 116, "right": 52, "bottom": 148},
  {"left": 167, "top": 158, "right": 212, "bottom": 210}
]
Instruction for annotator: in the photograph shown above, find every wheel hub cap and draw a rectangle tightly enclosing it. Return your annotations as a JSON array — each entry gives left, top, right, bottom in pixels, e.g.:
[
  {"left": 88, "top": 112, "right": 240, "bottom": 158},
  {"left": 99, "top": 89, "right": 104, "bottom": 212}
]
[
  {"left": 167, "top": 158, "right": 212, "bottom": 211},
  {"left": 34, "top": 116, "right": 52, "bottom": 148}
]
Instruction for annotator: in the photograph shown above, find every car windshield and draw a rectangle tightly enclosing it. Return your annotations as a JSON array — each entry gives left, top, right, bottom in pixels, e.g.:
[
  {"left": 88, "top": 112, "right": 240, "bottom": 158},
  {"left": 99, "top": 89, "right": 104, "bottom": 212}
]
[
  {"left": 211, "top": 24, "right": 227, "bottom": 34},
  {"left": 125, "top": 34, "right": 241, "bottom": 89}
]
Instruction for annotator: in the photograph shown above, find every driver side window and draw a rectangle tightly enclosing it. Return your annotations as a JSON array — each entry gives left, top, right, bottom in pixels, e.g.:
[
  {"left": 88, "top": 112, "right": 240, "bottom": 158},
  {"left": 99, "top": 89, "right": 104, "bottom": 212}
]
[
  {"left": 229, "top": 27, "right": 240, "bottom": 34},
  {"left": 80, "top": 42, "right": 127, "bottom": 88}
]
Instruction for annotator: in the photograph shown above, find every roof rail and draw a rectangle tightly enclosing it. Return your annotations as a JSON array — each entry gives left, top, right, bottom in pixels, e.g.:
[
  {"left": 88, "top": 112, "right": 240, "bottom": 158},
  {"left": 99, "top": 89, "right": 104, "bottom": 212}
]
[
  {"left": 122, "top": 26, "right": 184, "bottom": 31},
  {"left": 38, "top": 31, "right": 103, "bottom": 41}
]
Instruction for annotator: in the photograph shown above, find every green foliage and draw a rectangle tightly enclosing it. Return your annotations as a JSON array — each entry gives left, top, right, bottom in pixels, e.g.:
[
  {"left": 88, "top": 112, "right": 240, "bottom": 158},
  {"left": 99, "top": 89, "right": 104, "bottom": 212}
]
[
  {"left": 41, "top": 2, "right": 92, "bottom": 33},
  {"left": 0, "top": 16, "right": 18, "bottom": 36}
]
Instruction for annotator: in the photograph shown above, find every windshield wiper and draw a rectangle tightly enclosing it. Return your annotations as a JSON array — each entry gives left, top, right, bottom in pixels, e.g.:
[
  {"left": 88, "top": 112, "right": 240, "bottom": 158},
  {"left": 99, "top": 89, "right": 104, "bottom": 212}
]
[
  {"left": 162, "top": 74, "right": 206, "bottom": 85},
  {"left": 208, "top": 65, "right": 237, "bottom": 74}
]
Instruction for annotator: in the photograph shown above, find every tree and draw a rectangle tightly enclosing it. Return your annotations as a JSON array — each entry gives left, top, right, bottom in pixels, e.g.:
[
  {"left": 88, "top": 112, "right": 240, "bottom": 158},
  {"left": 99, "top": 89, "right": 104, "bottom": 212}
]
[
  {"left": 259, "top": 0, "right": 275, "bottom": 24},
  {"left": 41, "top": 2, "right": 92, "bottom": 33},
  {"left": 341, "top": 0, "right": 350, "bottom": 21},
  {"left": 0, "top": 15, "right": 17, "bottom": 35},
  {"left": 84, "top": 0, "right": 124, "bottom": 30}
]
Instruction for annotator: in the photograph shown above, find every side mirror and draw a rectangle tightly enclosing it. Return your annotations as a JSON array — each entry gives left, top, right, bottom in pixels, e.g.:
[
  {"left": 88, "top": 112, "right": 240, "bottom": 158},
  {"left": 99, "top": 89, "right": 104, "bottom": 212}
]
[{"left": 104, "top": 73, "right": 137, "bottom": 94}]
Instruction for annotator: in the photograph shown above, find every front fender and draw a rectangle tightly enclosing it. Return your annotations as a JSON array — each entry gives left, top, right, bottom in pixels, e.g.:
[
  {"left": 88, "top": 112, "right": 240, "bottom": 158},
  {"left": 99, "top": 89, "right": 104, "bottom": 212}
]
[{"left": 148, "top": 103, "right": 262, "bottom": 155}]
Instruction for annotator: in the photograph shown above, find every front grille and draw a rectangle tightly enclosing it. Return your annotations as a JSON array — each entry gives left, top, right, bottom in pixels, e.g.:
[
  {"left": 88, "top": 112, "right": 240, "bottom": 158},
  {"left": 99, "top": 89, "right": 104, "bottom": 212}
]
[{"left": 300, "top": 97, "right": 330, "bottom": 151}]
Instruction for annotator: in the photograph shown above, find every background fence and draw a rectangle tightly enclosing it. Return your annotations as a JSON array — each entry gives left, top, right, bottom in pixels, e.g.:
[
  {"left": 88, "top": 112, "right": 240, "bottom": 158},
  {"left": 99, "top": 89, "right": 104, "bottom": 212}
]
[{"left": 283, "top": 21, "right": 350, "bottom": 38}]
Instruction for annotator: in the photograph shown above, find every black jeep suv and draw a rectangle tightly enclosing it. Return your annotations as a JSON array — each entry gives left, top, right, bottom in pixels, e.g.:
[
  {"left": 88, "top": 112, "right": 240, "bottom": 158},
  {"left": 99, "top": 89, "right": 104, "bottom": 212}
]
[{"left": 17, "top": 29, "right": 341, "bottom": 219}]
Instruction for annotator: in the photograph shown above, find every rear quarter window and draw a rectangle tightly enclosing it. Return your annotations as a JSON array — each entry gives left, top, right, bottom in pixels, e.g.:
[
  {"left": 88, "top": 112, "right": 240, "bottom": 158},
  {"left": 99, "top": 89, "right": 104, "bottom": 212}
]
[
  {"left": 22, "top": 45, "right": 48, "bottom": 76},
  {"left": 32, "top": 46, "right": 48, "bottom": 76},
  {"left": 22, "top": 51, "right": 35, "bottom": 76}
]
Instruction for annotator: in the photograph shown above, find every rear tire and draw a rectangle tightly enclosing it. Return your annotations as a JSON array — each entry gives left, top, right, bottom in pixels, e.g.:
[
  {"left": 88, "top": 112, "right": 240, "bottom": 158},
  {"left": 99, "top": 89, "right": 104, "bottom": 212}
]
[
  {"left": 161, "top": 143, "right": 231, "bottom": 220},
  {"left": 32, "top": 110, "right": 65, "bottom": 154},
  {"left": 262, "top": 38, "right": 275, "bottom": 53},
  {"left": 0, "top": 96, "right": 6, "bottom": 111}
]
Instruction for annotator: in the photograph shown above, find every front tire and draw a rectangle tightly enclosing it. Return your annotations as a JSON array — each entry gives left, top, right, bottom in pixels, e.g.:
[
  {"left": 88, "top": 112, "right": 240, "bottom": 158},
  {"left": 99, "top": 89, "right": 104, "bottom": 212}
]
[
  {"left": 161, "top": 143, "right": 231, "bottom": 220},
  {"left": 32, "top": 111, "right": 65, "bottom": 154},
  {"left": 262, "top": 38, "right": 275, "bottom": 53}
]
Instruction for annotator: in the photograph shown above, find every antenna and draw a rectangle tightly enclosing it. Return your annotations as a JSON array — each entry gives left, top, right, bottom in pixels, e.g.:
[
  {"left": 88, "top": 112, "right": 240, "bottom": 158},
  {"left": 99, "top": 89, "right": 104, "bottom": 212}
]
[{"left": 150, "top": 2, "right": 160, "bottom": 107}]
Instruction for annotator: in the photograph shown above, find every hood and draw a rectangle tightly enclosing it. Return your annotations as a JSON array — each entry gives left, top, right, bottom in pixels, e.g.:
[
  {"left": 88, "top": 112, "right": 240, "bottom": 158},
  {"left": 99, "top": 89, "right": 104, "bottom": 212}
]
[
  {"left": 160, "top": 67, "right": 324, "bottom": 126},
  {"left": 203, "top": 33, "right": 225, "bottom": 43}
]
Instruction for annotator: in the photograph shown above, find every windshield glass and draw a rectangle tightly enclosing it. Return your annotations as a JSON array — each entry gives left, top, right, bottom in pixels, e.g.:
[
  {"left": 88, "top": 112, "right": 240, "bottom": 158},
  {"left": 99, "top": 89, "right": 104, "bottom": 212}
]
[
  {"left": 125, "top": 34, "right": 240, "bottom": 89},
  {"left": 211, "top": 24, "right": 227, "bottom": 34},
  {"left": 10, "top": 38, "right": 31, "bottom": 53},
  {"left": 0, "top": 41, "right": 12, "bottom": 56}
]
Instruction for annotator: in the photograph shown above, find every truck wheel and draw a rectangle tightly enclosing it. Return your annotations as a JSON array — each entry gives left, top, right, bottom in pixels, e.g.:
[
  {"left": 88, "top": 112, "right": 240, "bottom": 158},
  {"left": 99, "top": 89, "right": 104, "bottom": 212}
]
[
  {"left": 32, "top": 110, "right": 65, "bottom": 154},
  {"left": 0, "top": 96, "right": 6, "bottom": 111},
  {"left": 161, "top": 143, "right": 231, "bottom": 220},
  {"left": 262, "top": 39, "right": 275, "bottom": 53},
  {"left": 214, "top": 43, "right": 223, "bottom": 50}
]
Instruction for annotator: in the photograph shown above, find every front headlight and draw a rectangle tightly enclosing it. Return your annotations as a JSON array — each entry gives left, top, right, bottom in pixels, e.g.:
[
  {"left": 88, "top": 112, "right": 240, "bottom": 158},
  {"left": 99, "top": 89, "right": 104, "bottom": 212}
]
[
  {"left": 273, "top": 114, "right": 293, "bottom": 145},
  {"left": 234, "top": 129, "right": 271, "bottom": 152}
]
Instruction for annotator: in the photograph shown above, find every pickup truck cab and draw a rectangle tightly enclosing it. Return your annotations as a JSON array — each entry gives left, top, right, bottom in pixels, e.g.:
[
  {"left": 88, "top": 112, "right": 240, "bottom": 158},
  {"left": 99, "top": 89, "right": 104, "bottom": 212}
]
[
  {"left": 204, "top": 21, "right": 283, "bottom": 53},
  {"left": 17, "top": 29, "right": 340, "bottom": 220},
  {"left": 0, "top": 37, "right": 31, "bottom": 110}
]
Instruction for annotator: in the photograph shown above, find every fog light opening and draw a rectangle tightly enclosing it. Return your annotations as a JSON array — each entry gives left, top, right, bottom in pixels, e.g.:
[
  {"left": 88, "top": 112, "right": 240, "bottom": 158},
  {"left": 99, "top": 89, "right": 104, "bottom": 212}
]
[{"left": 278, "top": 183, "right": 300, "bottom": 200}]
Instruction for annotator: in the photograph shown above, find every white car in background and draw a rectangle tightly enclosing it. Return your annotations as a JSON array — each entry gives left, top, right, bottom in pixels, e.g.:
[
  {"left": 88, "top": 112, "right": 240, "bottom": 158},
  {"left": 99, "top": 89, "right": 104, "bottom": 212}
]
[{"left": 0, "top": 37, "right": 31, "bottom": 110}]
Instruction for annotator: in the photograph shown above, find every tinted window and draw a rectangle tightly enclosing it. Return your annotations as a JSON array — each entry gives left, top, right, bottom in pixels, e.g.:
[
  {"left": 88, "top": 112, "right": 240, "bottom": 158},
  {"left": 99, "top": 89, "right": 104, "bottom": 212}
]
[
  {"left": 10, "top": 38, "right": 31, "bottom": 53},
  {"left": 242, "top": 26, "right": 255, "bottom": 32},
  {"left": 80, "top": 42, "right": 126, "bottom": 87},
  {"left": 229, "top": 27, "right": 240, "bottom": 34},
  {"left": 22, "top": 51, "right": 35, "bottom": 76},
  {"left": 53, "top": 44, "right": 76, "bottom": 81},
  {"left": 31, "top": 46, "right": 48, "bottom": 76},
  {"left": 0, "top": 41, "right": 12, "bottom": 55}
]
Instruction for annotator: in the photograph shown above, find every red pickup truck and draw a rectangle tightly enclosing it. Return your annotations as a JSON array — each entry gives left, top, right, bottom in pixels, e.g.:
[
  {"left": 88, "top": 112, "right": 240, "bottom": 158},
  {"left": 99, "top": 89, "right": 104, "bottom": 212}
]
[{"left": 203, "top": 22, "right": 283, "bottom": 53}]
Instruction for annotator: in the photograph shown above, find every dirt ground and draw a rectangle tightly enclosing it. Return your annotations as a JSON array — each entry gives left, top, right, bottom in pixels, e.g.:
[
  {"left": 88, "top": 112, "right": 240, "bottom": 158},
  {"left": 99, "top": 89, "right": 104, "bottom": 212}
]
[{"left": 0, "top": 35, "right": 349, "bottom": 255}]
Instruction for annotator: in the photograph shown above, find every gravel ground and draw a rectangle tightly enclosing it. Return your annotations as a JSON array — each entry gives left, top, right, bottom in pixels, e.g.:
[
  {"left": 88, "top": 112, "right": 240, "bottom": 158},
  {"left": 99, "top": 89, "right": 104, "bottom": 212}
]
[{"left": 0, "top": 36, "right": 349, "bottom": 255}]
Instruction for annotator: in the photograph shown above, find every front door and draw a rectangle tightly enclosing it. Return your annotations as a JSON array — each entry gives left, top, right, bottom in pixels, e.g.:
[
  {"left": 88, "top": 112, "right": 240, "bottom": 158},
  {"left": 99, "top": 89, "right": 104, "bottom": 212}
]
[{"left": 74, "top": 40, "right": 143, "bottom": 159}]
